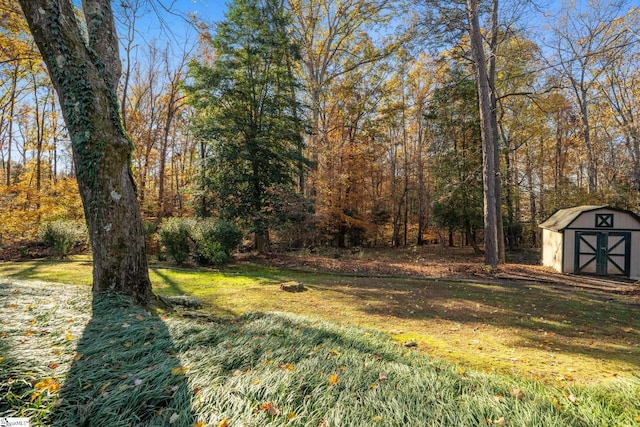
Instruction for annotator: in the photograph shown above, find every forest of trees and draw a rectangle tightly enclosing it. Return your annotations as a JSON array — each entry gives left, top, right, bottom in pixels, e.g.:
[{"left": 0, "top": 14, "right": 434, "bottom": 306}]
[{"left": 2, "top": 0, "right": 640, "bottom": 258}]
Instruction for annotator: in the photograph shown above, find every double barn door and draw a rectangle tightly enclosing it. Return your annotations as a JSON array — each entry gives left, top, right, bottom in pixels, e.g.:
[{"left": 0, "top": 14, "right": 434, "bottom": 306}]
[{"left": 575, "top": 231, "right": 631, "bottom": 276}]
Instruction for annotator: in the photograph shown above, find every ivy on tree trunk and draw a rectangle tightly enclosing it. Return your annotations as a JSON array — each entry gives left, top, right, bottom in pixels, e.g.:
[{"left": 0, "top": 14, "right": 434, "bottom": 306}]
[{"left": 18, "top": 0, "right": 152, "bottom": 304}]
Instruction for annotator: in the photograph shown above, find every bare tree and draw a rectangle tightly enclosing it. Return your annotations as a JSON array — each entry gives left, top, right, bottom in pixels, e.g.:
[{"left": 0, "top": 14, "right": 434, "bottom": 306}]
[
  {"left": 466, "top": 0, "right": 501, "bottom": 266},
  {"left": 548, "top": 0, "right": 636, "bottom": 195}
]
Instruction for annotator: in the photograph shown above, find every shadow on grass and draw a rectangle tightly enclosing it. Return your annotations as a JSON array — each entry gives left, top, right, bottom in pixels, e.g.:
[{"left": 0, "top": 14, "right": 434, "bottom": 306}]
[
  {"left": 151, "top": 267, "right": 186, "bottom": 295},
  {"left": 3, "top": 261, "right": 42, "bottom": 279},
  {"left": 51, "top": 295, "right": 196, "bottom": 427},
  {"left": 311, "top": 276, "right": 640, "bottom": 367}
]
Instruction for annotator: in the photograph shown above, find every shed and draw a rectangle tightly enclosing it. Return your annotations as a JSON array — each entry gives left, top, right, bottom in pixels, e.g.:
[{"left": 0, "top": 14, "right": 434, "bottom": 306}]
[{"left": 539, "top": 205, "right": 640, "bottom": 279}]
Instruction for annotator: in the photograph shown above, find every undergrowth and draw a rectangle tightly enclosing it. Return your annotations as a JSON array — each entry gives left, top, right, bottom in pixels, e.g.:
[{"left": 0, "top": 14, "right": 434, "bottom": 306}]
[{"left": 1, "top": 279, "right": 639, "bottom": 426}]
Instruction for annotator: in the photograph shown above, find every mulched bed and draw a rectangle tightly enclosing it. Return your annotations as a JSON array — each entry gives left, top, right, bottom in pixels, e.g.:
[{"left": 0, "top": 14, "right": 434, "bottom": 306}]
[{"left": 0, "top": 241, "right": 86, "bottom": 261}]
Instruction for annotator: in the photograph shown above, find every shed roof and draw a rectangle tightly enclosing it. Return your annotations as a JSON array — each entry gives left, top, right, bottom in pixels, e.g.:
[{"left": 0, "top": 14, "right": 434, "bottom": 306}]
[{"left": 539, "top": 205, "right": 607, "bottom": 232}]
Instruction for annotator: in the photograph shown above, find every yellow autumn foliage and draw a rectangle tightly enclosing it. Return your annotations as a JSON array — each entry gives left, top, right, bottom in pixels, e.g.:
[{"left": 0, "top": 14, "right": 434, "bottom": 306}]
[{"left": 0, "top": 167, "right": 83, "bottom": 244}]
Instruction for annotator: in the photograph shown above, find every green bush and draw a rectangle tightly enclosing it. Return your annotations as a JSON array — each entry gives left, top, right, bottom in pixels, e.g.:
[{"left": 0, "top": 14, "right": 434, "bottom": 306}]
[
  {"left": 38, "top": 220, "right": 86, "bottom": 258},
  {"left": 158, "top": 218, "right": 192, "bottom": 264},
  {"left": 158, "top": 217, "right": 242, "bottom": 265},
  {"left": 191, "top": 219, "right": 242, "bottom": 265}
]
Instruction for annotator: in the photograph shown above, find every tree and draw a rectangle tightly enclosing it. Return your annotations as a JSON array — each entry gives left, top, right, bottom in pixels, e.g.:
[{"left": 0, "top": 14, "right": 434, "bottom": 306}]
[
  {"left": 597, "top": 7, "right": 640, "bottom": 205},
  {"left": 427, "top": 64, "right": 483, "bottom": 250},
  {"left": 186, "top": 0, "right": 306, "bottom": 253},
  {"left": 466, "top": 0, "right": 502, "bottom": 266},
  {"left": 287, "top": 0, "right": 399, "bottom": 196},
  {"left": 18, "top": 0, "right": 152, "bottom": 304},
  {"left": 548, "top": 0, "right": 636, "bottom": 195}
]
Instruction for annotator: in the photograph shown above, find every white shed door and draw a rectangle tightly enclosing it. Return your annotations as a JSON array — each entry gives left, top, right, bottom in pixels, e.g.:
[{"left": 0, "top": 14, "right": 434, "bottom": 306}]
[{"left": 574, "top": 231, "right": 630, "bottom": 276}]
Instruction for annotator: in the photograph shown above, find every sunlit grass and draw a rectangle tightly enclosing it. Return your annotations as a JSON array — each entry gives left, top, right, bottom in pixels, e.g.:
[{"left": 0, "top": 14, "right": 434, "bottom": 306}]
[{"left": 0, "top": 258, "right": 639, "bottom": 385}]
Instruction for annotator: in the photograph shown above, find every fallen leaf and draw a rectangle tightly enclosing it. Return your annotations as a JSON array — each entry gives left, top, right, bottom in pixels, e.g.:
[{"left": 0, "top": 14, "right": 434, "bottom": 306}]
[
  {"left": 328, "top": 373, "right": 340, "bottom": 385},
  {"left": 378, "top": 373, "right": 387, "bottom": 381},
  {"left": 287, "top": 412, "right": 296, "bottom": 420},
  {"left": 0, "top": 356, "right": 4, "bottom": 363},
  {"left": 124, "top": 342, "right": 132, "bottom": 348},
  {"left": 30, "top": 392, "right": 41, "bottom": 402},
  {"left": 217, "top": 420, "right": 230, "bottom": 427},
  {"left": 566, "top": 393, "right": 578, "bottom": 403},
  {"left": 279, "top": 363, "right": 295, "bottom": 371},
  {"left": 171, "top": 366, "right": 188, "bottom": 375},
  {"left": 25, "top": 330, "right": 35, "bottom": 336},
  {"left": 193, "top": 422, "right": 206, "bottom": 427},
  {"left": 494, "top": 417, "right": 506, "bottom": 426},
  {"left": 98, "top": 381, "right": 112, "bottom": 394},
  {"left": 66, "top": 333, "right": 74, "bottom": 340},
  {"left": 510, "top": 388, "right": 524, "bottom": 400},
  {"left": 260, "top": 402, "right": 280, "bottom": 416},
  {"left": 457, "top": 367, "right": 465, "bottom": 376},
  {"left": 73, "top": 353, "right": 83, "bottom": 361},
  {"left": 49, "top": 363, "right": 60, "bottom": 369},
  {"left": 35, "top": 378, "right": 60, "bottom": 393},
  {"left": 169, "top": 413, "right": 179, "bottom": 424}
]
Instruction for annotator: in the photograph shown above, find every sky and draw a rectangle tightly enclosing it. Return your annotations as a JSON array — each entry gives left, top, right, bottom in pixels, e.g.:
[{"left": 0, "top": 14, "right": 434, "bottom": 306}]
[{"left": 135, "top": 0, "right": 640, "bottom": 47}]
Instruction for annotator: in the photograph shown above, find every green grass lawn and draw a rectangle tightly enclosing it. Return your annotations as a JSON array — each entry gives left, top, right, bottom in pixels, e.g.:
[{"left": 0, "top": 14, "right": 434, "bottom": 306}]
[{"left": 1, "top": 258, "right": 639, "bottom": 425}]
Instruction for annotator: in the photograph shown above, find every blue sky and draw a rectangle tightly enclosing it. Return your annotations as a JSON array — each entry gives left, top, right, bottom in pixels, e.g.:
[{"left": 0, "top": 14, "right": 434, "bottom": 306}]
[{"left": 139, "top": 0, "right": 640, "bottom": 42}]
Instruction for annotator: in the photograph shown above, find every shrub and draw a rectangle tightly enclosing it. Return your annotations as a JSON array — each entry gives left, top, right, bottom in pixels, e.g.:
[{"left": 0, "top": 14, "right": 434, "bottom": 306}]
[
  {"left": 142, "top": 220, "right": 159, "bottom": 255},
  {"left": 191, "top": 219, "right": 242, "bottom": 265},
  {"left": 158, "top": 217, "right": 243, "bottom": 265},
  {"left": 38, "top": 220, "right": 86, "bottom": 258},
  {"left": 158, "top": 218, "right": 192, "bottom": 264}
]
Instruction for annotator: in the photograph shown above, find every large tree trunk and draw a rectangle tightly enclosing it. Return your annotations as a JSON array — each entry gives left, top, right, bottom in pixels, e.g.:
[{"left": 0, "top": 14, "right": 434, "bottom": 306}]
[
  {"left": 467, "top": 0, "right": 500, "bottom": 267},
  {"left": 19, "top": 0, "right": 152, "bottom": 304},
  {"left": 488, "top": 0, "right": 505, "bottom": 262}
]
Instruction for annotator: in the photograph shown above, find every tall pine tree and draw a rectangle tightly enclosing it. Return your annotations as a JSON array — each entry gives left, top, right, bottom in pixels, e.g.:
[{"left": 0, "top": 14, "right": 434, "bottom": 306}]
[{"left": 186, "top": 0, "right": 307, "bottom": 253}]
